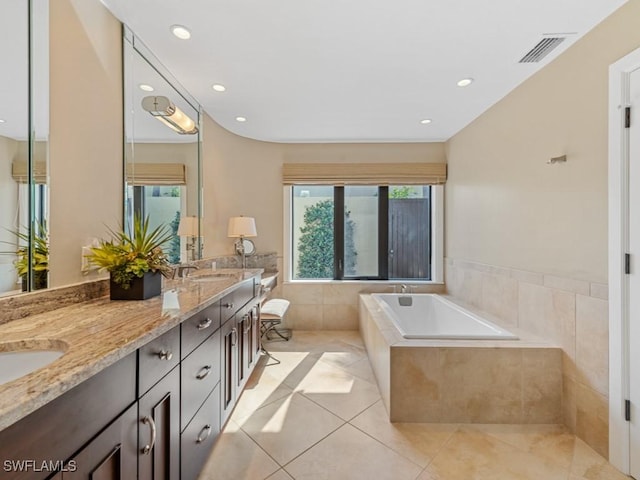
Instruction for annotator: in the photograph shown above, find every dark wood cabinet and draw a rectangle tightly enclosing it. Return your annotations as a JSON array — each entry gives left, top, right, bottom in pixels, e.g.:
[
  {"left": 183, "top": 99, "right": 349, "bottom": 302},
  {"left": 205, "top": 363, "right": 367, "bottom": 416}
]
[
  {"left": 62, "top": 404, "right": 137, "bottom": 480},
  {"left": 138, "top": 367, "right": 180, "bottom": 480},
  {"left": 180, "top": 385, "right": 220, "bottom": 480},
  {"left": 181, "top": 329, "right": 221, "bottom": 430},
  {"left": 220, "top": 316, "right": 238, "bottom": 426},
  {"left": 0, "top": 354, "right": 136, "bottom": 480},
  {"left": 0, "top": 275, "right": 262, "bottom": 480}
]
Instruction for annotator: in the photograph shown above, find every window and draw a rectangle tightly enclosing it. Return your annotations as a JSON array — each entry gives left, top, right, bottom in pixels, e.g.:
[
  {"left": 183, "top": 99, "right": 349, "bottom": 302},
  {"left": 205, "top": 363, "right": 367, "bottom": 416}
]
[{"left": 291, "top": 185, "right": 437, "bottom": 281}]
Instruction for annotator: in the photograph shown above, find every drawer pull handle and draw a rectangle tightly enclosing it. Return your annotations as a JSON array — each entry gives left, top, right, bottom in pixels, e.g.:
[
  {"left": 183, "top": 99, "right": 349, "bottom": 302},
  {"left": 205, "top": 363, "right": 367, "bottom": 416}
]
[
  {"left": 224, "top": 303, "right": 234, "bottom": 310},
  {"left": 141, "top": 416, "right": 157, "bottom": 455},
  {"left": 158, "top": 350, "right": 173, "bottom": 361},
  {"left": 231, "top": 328, "right": 238, "bottom": 346},
  {"left": 196, "top": 424, "right": 212, "bottom": 444},
  {"left": 196, "top": 365, "right": 212, "bottom": 380},
  {"left": 197, "top": 318, "right": 213, "bottom": 330}
]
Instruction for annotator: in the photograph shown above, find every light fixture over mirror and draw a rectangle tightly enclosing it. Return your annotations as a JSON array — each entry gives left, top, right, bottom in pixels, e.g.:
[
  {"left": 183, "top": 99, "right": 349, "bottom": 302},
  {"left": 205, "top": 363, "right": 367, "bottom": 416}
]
[{"left": 141, "top": 96, "right": 198, "bottom": 135}]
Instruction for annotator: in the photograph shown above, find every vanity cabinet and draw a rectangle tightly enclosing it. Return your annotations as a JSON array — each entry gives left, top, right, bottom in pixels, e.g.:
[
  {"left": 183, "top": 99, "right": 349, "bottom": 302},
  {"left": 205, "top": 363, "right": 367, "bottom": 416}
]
[
  {"left": 138, "top": 366, "right": 180, "bottom": 480},
  {"left": 62, "top": 403, "right": 138, "bottom": 479},
  {"left": 0, "top": 275, "right": 262, "bottom": 480}
]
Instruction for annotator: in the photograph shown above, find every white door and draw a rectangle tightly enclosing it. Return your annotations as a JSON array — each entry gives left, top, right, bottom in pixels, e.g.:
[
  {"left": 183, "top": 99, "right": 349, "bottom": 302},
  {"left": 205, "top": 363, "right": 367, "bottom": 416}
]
[{"left": 629, "top": 66, "right": 640, "bottom": 479}]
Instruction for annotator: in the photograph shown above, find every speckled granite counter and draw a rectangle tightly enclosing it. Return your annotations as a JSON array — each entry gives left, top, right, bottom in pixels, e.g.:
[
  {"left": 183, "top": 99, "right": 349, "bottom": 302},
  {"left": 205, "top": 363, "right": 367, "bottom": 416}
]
[{"left": 0, "top": 269, "right": 263, "bottom": 431}]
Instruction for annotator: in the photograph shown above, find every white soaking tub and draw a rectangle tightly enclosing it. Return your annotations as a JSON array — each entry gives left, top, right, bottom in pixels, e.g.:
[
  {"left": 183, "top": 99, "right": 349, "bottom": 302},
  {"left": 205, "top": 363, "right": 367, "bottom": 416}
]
[{"left": 371, "top": 293, "right": 518, "bottom": 340}]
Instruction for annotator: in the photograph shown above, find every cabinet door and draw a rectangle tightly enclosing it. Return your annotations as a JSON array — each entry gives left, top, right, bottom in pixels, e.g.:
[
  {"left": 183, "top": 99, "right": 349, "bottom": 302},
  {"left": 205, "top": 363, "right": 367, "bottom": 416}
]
[
  {"left": 252, "top": 304, "right": 261, "bottom": 362},
  {"left": 62, "top": 404, "right": 137, "bottom": 480},
  {"left": 237, "top": 311, "right": 249, "bottom": 389},
  {"left": 138, "top": 367, "right": 180, "bottom": 480},
  {"left": 220, "top": 318, "right": 237, "bottom": 426}
]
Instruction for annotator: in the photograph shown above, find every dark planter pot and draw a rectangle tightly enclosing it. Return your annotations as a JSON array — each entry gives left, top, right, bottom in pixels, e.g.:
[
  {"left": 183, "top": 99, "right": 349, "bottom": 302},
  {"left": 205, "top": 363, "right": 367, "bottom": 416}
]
[
  {"left": 110, "top": 271, "right": 162, "bottom": 300},
  {"left": 21, "top": 271, "right": 49, "bottom": 292}
]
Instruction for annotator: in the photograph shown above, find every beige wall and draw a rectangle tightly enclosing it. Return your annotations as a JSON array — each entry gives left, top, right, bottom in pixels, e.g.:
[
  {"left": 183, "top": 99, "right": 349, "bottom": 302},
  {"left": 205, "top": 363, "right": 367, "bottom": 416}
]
[
  {"left": 49, "top": 0, "right": 122, "bottom": 287},
  {"left": 201, "top": 113, "right": 445, "bottom": 259},
  {"left": 445, "top": 0, "right": 640, "bottom": 284}
]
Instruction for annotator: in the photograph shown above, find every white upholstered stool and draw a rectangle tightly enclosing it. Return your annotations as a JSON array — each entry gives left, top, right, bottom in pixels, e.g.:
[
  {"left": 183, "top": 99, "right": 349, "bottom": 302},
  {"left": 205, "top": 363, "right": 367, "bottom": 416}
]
[{"left": 260, "top": 299, "right": 292, "bottom": 341}]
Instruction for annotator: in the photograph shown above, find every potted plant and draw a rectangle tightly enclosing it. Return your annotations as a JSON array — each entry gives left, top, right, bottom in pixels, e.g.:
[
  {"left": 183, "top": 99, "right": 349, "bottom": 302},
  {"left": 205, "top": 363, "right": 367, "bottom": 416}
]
[
  {"left": 86, "top": 215, "right": 174, "bottom": 300},
  {"left": 1, "top": 223, "right": 49, "bottom": 291}
]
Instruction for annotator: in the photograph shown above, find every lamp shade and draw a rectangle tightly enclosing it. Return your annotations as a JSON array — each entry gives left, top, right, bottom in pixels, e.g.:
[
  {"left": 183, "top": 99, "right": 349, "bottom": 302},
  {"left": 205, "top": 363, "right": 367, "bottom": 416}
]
[
  {"left": 177, "top": 216, "right": 199, "bottom": 236},
  {"left": 227, "top": 216, "right": 257, "bottom": 238}
]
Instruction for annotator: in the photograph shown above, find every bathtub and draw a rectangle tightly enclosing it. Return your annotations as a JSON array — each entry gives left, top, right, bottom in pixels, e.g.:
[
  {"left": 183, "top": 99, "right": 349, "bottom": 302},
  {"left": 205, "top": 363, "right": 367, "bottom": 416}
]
[
  {"left": 371, "top": 293, "right": 518, "bottom": 340},
  {"left": 359, "top": 293, "right": 562, "bottom": 424}
]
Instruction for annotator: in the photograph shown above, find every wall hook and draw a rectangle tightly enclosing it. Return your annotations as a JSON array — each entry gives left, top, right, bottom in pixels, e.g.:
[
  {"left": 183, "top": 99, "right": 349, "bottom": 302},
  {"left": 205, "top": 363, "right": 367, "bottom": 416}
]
[{"left": 547, "top": 155, "right": 567, "bottom": 165}]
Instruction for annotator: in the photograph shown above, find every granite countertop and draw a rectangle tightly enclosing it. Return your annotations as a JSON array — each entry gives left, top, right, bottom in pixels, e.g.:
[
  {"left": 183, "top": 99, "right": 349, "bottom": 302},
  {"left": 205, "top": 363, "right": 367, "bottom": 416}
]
[{"left": 0, "top": 268, "right": 263, "bottom": 432}]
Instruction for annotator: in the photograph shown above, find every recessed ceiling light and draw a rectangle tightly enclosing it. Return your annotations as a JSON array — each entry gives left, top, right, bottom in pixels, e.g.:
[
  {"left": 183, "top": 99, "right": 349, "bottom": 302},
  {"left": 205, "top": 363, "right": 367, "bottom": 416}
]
[
  {"left": 420, "top": 119, "right": 432, "bottom": 125},
  {"left": 235, "top": 116, "right": 247, "bottom": 122},
  {"left": 457, "top": 78, "right": 474, "bottom": 87},
  {"left": 171, "top": 25, "right": 191, "bottom": 40},
  {"left": 212, "top": 84, "right": 226, "bottom": 92},
  {"left": 139, "top": 84, "right": 154, "bottom": 92}
]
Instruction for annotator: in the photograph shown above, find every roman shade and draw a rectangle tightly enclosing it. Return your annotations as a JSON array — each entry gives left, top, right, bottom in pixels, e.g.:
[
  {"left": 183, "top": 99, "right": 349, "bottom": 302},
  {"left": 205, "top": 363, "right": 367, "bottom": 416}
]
[
  {"left": 11, "top": 162, "right": 47, "bottom": 184},
  {"left": 282, "top": 162, "right": 447, "bottom": 185},
  {"left": 125, "top": 163, "right": 186, "bottom": 185}
]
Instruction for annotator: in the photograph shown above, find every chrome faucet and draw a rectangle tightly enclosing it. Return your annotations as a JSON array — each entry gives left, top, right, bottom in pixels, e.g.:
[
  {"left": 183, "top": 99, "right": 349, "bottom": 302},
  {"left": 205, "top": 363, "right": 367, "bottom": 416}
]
[
  {"left": 177, "top": 264, "right": 199, "bottom": 278},
  {"left": 400, "top": 284, "right": 408, "bottom": 294}
]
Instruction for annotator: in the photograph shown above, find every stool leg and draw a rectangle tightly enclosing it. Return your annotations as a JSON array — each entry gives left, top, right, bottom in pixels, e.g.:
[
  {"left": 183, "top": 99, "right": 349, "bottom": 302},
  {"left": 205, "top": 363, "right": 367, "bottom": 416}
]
[{"left": 260, "top": 345, "right": 280, "bottom": 366}]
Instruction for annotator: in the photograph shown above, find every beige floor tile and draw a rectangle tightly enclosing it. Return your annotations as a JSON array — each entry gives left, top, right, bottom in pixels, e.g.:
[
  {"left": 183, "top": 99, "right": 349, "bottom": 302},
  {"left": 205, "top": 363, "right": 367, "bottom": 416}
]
[
  {"left": 424, "top": 427, "right": 569, "bottom": 480},
  {"left": 239, "top": 393, "right": 345, "bottom": 465},
  {"left": 467, "top": 424, "right": 575, "bottom": 469},
  {"left": 231, "top": 369, "right": 295, "bottom": 422},
  {"left": 570, "top": 438, "right": 630, "bottom": 480},
  {"left": 285, "top": 424, "right": 423, "bottom": 480},
  {"left": 290, "top": 360, "right": 381, "bottom": 420},
  {"left": 336, "top": 356, "right": 378, "bottom": 384},
  {"left": 199, "top": 420, "right": 280, "bottom": 480},
  {"left": 266, "top": 469, "right": 295, "bottom": 480},
  {"left": 350, "top": 400, "right": 457, "bottom": 467}
]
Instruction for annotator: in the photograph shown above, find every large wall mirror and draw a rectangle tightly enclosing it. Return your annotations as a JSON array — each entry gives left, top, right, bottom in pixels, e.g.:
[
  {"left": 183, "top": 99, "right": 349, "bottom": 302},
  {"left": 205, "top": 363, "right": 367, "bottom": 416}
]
[
  {"left": 0, "top": 0, "right": 49, "bottom": 297},
  {"left": 123, "top": 29, "right": 202, "bottom": 264}
]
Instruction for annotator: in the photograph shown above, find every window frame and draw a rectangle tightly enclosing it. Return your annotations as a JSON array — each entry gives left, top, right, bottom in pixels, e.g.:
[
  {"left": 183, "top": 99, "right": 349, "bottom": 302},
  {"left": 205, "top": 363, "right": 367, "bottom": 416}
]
[{"left": 285, "top": 184, "right": 444, "bottom": 284}]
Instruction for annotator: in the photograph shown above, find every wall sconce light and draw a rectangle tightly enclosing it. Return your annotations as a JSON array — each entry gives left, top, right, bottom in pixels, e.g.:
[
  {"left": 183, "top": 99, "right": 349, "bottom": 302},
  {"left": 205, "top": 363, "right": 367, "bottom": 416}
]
[
  {"left": 177, "top": 216, "right": 199, "bottom": 262},
  {"left": 141, "top": 96, "right": 198, "bottom": 135},
  {"left": 227, "top": 216, "right": 257, "bottom": 269},
  {"left": 547, "top": 155, "right": 567, "bottom": 165}
]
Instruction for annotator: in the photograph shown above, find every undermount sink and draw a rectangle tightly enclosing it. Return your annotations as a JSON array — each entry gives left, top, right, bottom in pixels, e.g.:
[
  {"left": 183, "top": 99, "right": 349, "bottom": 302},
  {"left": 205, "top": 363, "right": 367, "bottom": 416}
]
[{"left": 0, "top": 339, "right": 68, "bottom": 386}]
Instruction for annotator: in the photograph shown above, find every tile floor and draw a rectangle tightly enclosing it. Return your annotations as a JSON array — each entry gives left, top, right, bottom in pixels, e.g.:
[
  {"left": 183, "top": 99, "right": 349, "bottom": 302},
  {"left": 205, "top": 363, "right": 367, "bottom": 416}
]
[{"left": 199, "top": 331, "right": 630, "bottom": 480}]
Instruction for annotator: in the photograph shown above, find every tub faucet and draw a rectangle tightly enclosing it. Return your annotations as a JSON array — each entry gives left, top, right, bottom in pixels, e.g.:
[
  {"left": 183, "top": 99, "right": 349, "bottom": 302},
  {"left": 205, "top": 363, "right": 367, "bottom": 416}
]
[{"left": 400, "top": 284, "right": 408, "bottom": 294}]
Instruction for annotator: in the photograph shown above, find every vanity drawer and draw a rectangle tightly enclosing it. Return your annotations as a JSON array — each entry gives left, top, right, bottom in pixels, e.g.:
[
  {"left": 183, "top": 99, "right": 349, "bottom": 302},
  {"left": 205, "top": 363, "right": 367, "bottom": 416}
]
[
  {"left": 234, "top": 278, "right": 255, "bottom": 311},
  {"left": 138, "top": 325, "right": 180, "bottom": 396},
  {"left": 181, "top": 329, "right": 221, "bottom": 429},
  {"left": 220, "top": 291, "right": 236, "bottom": 323},
  {"left": 181, "top": 301, "right": 221, "bottom": 358},
  {"left": 181, "top": 385, "right": 220, "bottom": 480}
]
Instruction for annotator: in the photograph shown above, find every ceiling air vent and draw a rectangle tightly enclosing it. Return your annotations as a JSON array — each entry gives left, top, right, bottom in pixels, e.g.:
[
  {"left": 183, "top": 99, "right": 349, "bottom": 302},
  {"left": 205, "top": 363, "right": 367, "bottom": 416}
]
[{"left": 519, "top": 37, "right": 566, "bottom": 63}]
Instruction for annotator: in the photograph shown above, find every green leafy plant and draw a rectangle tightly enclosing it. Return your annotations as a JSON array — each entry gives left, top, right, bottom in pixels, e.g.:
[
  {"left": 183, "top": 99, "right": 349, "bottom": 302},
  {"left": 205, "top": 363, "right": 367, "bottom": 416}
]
[
  {"left": 86, "top": 215, "right": 174, "bottom": 289},
  {"left": 1, "top": 222, "right": 49, "bottom": 290}
]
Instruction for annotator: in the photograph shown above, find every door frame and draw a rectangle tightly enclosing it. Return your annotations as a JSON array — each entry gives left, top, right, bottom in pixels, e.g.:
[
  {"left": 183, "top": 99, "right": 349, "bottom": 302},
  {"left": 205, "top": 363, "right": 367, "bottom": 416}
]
[{"left": 609, "top": 46, "right": 640, "bottom": 474}]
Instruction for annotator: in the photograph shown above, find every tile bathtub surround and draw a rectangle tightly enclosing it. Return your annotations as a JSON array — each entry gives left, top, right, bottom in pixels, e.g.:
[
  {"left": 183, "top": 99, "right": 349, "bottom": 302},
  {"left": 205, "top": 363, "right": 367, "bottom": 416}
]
[
  {"left": 358, "top": 295, "right": 563, "bottom": 425},
  {"left": 445, "top": 257, "right": 610, "bottom": 458},
  {"left": 0, "top": 279, "right": 109, "bottom": 325},
  {"left": 279, "top": 281, "right": 446, "bottom": 331},
  {"left": 199, "top": 331, "right": 629, "bottom": 480}
]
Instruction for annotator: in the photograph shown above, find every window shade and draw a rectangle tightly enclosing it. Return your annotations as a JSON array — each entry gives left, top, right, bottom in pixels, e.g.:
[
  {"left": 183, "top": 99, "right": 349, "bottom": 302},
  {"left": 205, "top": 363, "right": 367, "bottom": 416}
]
[
  {"left": 282, "top": 163, "right": 447, "bottom": 185},
  {"left": 125, "top": 163, "right": 186, "bottom": 185},
  {"left": 11, "top": 162, "right": 47, "bottom": 184}
]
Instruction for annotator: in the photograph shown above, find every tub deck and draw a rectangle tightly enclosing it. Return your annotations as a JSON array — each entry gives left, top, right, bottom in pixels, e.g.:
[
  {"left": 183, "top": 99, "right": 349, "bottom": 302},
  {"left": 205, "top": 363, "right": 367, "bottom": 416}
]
[{"left": 359, "top": 294, "right": 562, "bottom": 424}]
